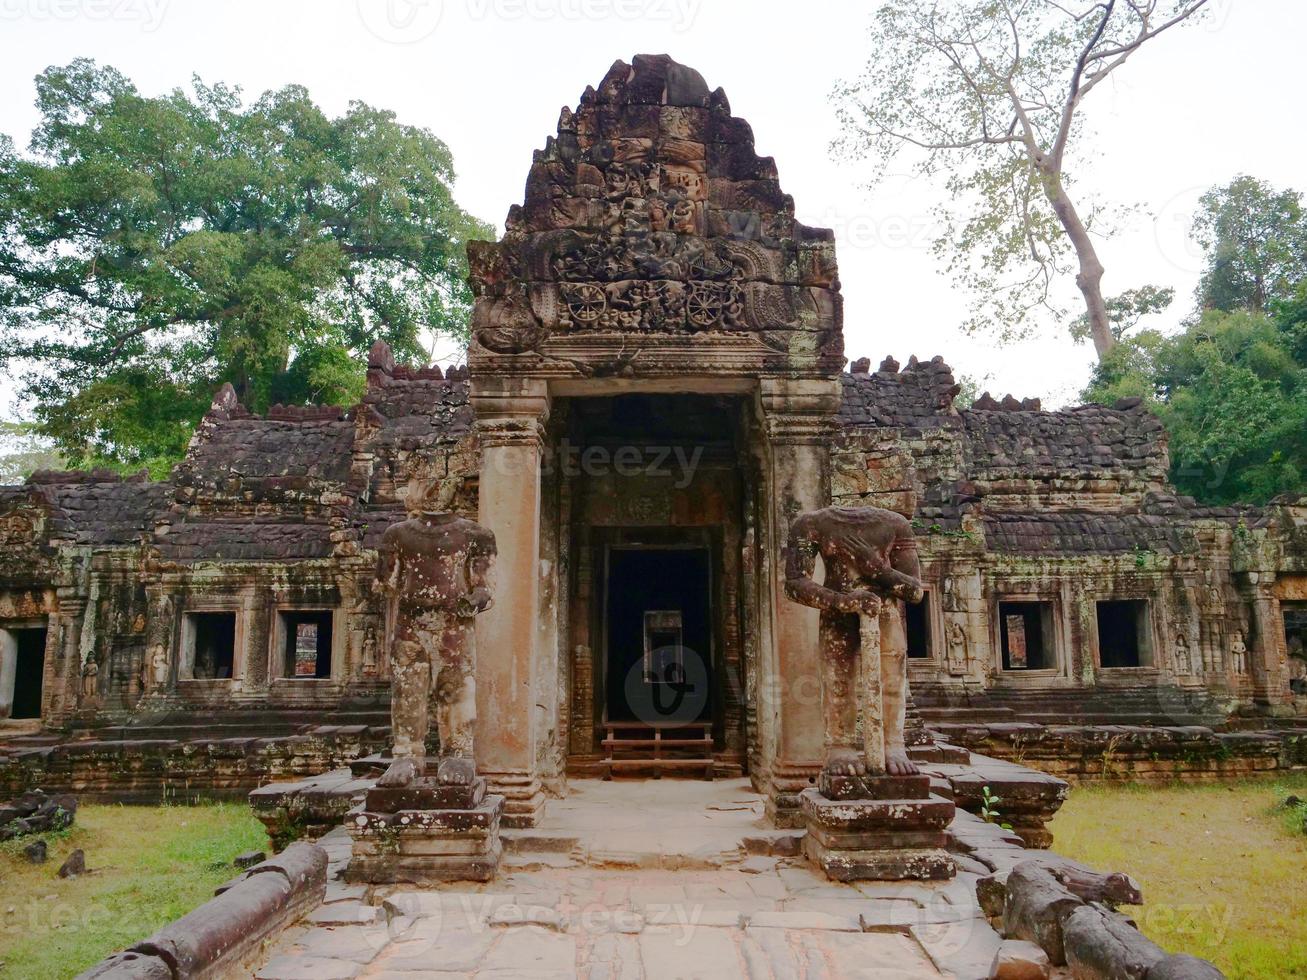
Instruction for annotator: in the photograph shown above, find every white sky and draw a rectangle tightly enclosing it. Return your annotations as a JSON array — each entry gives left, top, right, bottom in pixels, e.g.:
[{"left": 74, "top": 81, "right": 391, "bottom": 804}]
[{"left": 0, "top": 0, "right": 1302, "bottom": 416}]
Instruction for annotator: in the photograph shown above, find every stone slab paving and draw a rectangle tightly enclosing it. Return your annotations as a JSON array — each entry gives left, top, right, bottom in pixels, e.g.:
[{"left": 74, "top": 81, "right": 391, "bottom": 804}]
[
  {"left": 251, "top": 780, "right": 1068, "bottom": 979},
  {"left": 254, "top": 858, "right": 1010, "bottom": 979}
]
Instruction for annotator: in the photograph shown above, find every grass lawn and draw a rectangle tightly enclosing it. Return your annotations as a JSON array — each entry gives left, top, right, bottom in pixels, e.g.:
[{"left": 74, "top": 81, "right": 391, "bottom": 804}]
[
  {"left": 0, "top": 802, "right": 267, "bottom": 980},
  {"left": 1049, "top": 774, "right": 1307, "bottom": 980}
]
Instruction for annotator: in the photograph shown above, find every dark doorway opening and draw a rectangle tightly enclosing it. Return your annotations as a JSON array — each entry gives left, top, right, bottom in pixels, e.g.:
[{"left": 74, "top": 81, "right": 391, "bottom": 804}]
[
  {"left": 906, "top": 595, "right": 931, "bottom": 659},
  {"left": 1000, "top": 601, "right": 1055, "bottom": 670},
  {"left": 187, "top": 612, "right": 236, "bottom": 679},
  {"left": 279, "top": 610, "right": 334, "bottom": 679},
  {"left": 606, "top": 548, "right": 712, "bottom": 724},
  {"left": 1097, "top": 600, "right": 1152, "bottom": 668},
  {"left": 12, "top": 628, "right": 47, "bottom": 719},
  {"left": 1286, "top": 602, "right": 1307, "bottom": 694}
]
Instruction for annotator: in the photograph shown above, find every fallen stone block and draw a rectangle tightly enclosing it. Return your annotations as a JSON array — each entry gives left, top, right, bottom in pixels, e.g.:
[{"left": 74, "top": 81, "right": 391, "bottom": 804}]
[
  {"left": 24, "top": 839, "right": 47, "bottom": 864},
  {"left": 75, "top": 950, "right": 173, "bottom": 979},
  {"left": 990, "top": 938, "right": 1051, "bottom": 979},
  {"left": 1062, "top": 904, "right": 1165, "bottom": 979},
  {"left": 1001, "top": 862, "right": 1082, "bottom": 964}
]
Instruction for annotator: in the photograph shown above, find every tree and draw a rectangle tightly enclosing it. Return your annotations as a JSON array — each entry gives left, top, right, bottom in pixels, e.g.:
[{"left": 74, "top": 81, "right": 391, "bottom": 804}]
[
  {"left": 0, "top": 61, "right": 492, "bottom": 476},
  {"left": 834, "top": 0, "right": 1209, "bottom": 359},
  {"left": 1069, "top": 284, "right": 1173, "bottom": 344},
  {"left": 1193, "top": 175, "right": 1307, "bottom": 314},
  {"left": 1086, "top": 308, "right": 1306, "bottom": 504}
]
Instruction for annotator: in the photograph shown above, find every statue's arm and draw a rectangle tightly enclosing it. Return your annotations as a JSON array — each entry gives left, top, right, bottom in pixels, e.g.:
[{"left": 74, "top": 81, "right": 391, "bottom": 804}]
[
  {"left": 876, "top": 532, "right": 925, "bottom": 603},
  {"left": 463, "top": 526, "right": 496, "bottom": 614},
  {"left": 784, "top": 520, "right": 854, "bottom": 613}
]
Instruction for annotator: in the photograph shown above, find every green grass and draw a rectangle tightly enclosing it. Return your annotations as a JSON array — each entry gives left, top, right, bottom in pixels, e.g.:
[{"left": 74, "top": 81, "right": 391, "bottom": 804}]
[
  {"left": 0, "top": 802, "right": 267, "bottom": 979},
  {"left": 1049, "top": 775, "right": 1307, "bottom": 980}
]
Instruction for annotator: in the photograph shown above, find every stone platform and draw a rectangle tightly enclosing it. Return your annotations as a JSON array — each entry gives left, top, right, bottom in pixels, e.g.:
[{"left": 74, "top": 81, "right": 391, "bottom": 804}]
[{"left": 801, "top": 773, "right": 956, "bottom": 882}]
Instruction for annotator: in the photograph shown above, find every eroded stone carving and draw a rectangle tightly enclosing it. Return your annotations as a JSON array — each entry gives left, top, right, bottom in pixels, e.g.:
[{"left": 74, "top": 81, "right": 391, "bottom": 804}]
[
  {"left": 374, "top": 472, "right": 496, "bottom": 790},
  {"left": 466, "top": 54, "right": 843, "bottom": 371},
  {"left": 784, "top": 505, "right": 925, "bottom": 779}
]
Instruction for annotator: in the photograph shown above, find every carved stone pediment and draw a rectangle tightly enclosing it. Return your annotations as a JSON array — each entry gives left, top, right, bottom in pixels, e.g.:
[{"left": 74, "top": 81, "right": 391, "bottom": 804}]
[
  {"left": 468, "top": 55, "right": 844, "bottom": 379},
  {"left": 0, "top": 506, "right": 42, "bottom": 549}
]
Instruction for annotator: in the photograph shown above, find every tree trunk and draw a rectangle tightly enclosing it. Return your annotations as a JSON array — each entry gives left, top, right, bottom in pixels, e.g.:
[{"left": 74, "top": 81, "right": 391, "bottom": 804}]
[{"left": 1043, "top": 176, "right": 1115, "bottom": 359}]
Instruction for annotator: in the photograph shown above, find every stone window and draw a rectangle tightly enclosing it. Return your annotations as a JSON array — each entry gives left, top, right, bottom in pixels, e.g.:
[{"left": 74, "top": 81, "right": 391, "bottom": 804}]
[
  {"left": 1096, "top": 600, "right": 1153, "bottom": 669},
  {"left": 277, "top": 610, "right": 334, "bottom": 680},
  {"left": 0, "top": 625, "right": 47, "bottom": 720},
  {"left": 181, "top": 612, "right": 237, "bottom": 680},
  {"left": 906, "top": 593, "right": 932, "bottom": 659},
  {"left": 999, "top": 601, "right": 1056, "bottom": 671}
]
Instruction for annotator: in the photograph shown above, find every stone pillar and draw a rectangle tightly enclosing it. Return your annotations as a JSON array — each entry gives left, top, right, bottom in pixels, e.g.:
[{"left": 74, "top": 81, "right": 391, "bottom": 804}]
[
  {"left": 1247, "top": 574, "right": 1291, "bottom": 708},
  {"left": 472, "top": 377, "right": 550, "bottom": 827},
  {"left": 0, "top": 630, "right": 16, "bottom": 719},
  {"left": 759, "top": 377, "right": 842, "bottom": 827}
]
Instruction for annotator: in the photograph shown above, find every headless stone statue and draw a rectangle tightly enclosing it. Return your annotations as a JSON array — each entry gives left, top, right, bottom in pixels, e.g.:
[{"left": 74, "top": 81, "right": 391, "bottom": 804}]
[
  {"left": 785, "top": 505, "right": 925, "bottom": 779},
  {"left": 375, "top": 473, "right": 496, "bottom": 790}
]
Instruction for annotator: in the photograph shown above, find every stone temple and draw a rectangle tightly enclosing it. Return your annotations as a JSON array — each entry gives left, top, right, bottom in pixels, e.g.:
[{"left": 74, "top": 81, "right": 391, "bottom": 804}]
[{"left": 2, "top": 54, "right": 1306, "bottom": 833}]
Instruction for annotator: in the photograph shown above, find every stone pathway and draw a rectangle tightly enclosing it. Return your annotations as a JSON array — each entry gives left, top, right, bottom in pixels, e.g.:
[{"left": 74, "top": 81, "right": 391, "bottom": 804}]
[
  {"left": 254, "top": 836, "right": 1012, "bottom": 978},
  {"left": 251, "top": 778, "right": 1057, "bottom": 979}
]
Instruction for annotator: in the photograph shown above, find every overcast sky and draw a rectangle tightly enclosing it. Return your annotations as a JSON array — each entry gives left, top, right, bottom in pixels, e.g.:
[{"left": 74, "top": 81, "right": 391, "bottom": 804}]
[{"left": 0, "top": 0, "right": 1302, "bottom": 416}]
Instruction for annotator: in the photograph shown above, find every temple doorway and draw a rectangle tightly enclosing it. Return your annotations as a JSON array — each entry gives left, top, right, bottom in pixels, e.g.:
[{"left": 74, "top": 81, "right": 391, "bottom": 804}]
[
  {"left": 0, "top": 626, "right": 47, "bottom": 720},
  {"left": 558, "top": 392, "right": 755, "bottom": 778},
  {"left": 604, "top": 546, "right": 713, "bottom": 724}
]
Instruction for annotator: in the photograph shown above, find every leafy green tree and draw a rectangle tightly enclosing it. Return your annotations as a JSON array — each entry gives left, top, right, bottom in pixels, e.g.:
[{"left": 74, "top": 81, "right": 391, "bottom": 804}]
[
  {"left": 0, "top": 61, "right": 491, "bottom": 476},
  {"left": 1193, "top": 175, "right": 1307, "bottom": 314},
  {"left": 834, "top": 0, "right": 1209, "bottom": 359},
  {"left": 1070, "top": 284, "right": 1174, "bottom": 345},
  {"left": 1086, "top": 308, "right": 1306, "bottom": 504}
]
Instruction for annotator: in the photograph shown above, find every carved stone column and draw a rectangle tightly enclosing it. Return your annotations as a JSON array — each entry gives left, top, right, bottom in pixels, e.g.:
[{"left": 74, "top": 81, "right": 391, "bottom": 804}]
[
  {"left": 758, "top": 377, "right": 842, "bottom": 827},
  {"left": 471, "top": 377, "right": 551, "bottom": 827}
]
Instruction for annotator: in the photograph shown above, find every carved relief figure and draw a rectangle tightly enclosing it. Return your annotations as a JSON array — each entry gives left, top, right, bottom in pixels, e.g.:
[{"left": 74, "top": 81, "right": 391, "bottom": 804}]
[
  {"left": 375, "top": 473, "right": 496, "bottom": 790},
  {"left": 1173, "top": 627, "right": 1197, "bottom": 676},
  {"left": 1231, "top": 631, "right": 1249, "bottom": 675},
  {"left": 945, "top": 621, "right": 969, "bottom": 676},
  {"left": 80, "top": 658, "right": 99, "bottom": 703},
  {"left": 146, "top": 645, "right": 169, "bottom": 691},
  {"left": 785, "top": 506, "right": 925, "bottom": 778}
]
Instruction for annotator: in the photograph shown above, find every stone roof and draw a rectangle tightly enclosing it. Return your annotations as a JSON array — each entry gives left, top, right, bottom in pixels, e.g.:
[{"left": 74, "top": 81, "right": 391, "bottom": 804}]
[
  {"left": 982, "top": 512, "right": 1198, "bottom": 556},
  {"left": 16, "top": 470, "right": 169, "bottom": 546},
  {"left": 153, "top": 519, "right": 338, "bottom": 561},
  {"left": 174, "top": 412, "right": 357, "bottom": 493},
  {"left": 960, "top": 403, "right": 1168, "bottom": 480},
  {"left": 838, "top": 356, "right": 961, "bottom": 429}
]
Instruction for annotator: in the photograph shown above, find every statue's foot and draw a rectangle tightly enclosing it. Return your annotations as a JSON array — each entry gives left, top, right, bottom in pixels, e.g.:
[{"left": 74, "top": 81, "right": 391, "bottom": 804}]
[
  {"left": 436, "top": 756, "right": 476, "bottom": 786},
  {"left": 822, "top": 747, "right": 866, "bottom": 777},
  {"left": 885, "top": 749, "right": 920, "bottom": 777},
  {"left": 377, "top": 757, "right": 420, "bottom": 788}
]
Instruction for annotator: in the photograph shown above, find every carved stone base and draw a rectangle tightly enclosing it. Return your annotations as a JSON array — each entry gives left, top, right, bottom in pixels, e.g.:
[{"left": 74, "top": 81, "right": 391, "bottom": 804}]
[
  {"left": 345, "top": 794, "right": 505, "bottom": 884},
  {"left": 483, "top": 771, "right": 547, "bottom": 828},
  {"left": 800, "top": 775, "right": 955, "bottom": 882},
  {"left": 365, "top": 775, "right": 487, "bottom": 813},
  {"left": 765, "top": 759, "right": 823, "bottom": 829}
]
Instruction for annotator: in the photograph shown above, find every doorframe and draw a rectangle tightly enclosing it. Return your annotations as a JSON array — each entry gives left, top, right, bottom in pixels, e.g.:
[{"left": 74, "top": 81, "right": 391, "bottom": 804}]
[{"left": 1, "top": 619, "right": 50, "bottom": 721}]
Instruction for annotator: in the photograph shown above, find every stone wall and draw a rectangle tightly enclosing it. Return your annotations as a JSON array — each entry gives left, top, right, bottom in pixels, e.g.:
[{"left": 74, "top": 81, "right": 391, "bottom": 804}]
[{"left": 933, "top": 721, "right": 1292, "bottom": 782}]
